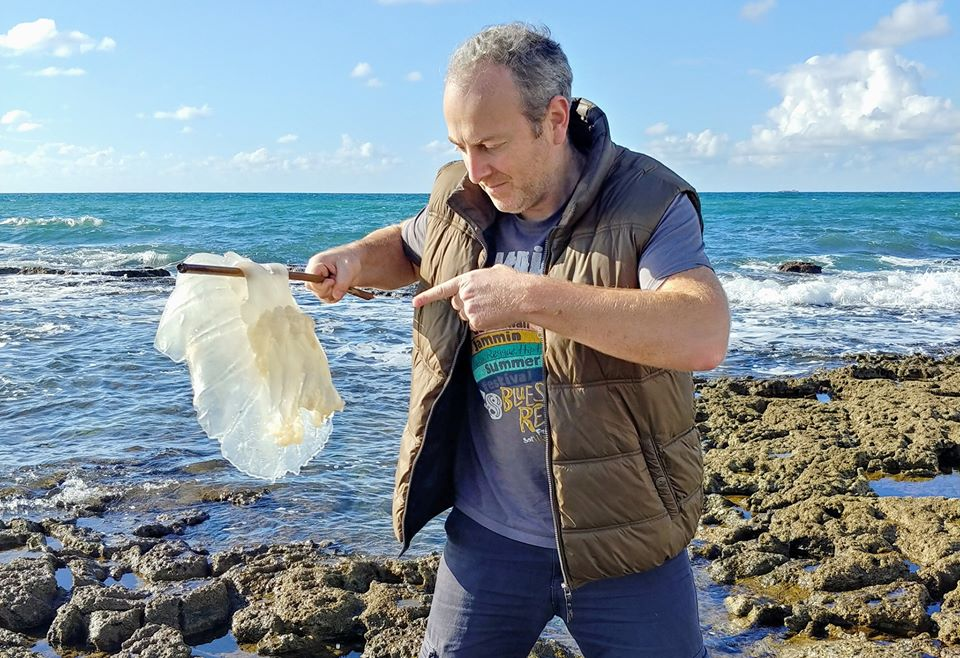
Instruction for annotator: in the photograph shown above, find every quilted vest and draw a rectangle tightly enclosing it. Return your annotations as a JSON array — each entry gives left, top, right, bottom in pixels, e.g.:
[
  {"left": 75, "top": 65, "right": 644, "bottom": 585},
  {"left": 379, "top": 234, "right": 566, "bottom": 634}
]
[{"left": 393, "top": 99, "right": 705, "bottom": 588}]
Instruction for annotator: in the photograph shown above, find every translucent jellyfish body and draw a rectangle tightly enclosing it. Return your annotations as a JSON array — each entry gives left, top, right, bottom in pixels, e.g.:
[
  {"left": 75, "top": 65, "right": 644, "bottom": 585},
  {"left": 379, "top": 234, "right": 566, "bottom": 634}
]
[{"left": 155, "top": 252, "right": 343, "bottom": 480}]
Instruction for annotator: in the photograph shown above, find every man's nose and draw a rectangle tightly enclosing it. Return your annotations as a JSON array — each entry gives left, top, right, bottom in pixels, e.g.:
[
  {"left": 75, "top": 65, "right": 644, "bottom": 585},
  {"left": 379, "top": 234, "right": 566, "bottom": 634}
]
[{"left": 463, "top": 149, "right": 492, "bottom": 184}]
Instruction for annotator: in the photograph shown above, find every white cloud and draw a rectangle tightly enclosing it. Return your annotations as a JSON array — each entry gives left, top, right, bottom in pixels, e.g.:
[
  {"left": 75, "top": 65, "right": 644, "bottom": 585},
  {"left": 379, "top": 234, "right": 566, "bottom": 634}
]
[
  {"left": 337, "top": 134, "right": 373, "bottom": 159},
  {"left": 351, "top": 62, "right": 372, "bottom": 78},
  {"left": 422, "top": 139, "right": 457, "bottom": 156},
  {"left": 735, "top": 49, "right": 960, "bottom": 166},
  {"left": 180, "top": 126, "right": 193, "bottom": 134},
  {"left": 0, "top": 149, "right": 22, "bottom": 167},
  {"left": 153, "top": 104, "right": 213, "bottom": 121},
  {"left": 277, "top": 133, "right": 298, "bottom": 144},
  {"left": 740, "top": 0, "right": 776, "bottom": 21},
  {"left": 1, "top": 109, "right": 30, "bottom": 125},
  {"left": 648, "top": 129, "right": 728, "bottom": 162},
  {"left": 233, "top": 147, "right": 272, "bottom": 167},
  {"left": 861, "top": 0, "right": 950, "bottom": 48},
  {"left": 366, "top": 77, "right": 383, "bottom": 88},
  {"left": 29, "top": 66, "right": 86, "bottom": 77},
  {"left": 16, "top": 122, "right": 41, "bottom": 132},
  {"left": 406, "top": 71, "right": 423, "bottom": 82},
  {"left": 0, "top": 18, "right": 116, "bottom": 57},
  {"left": 76, "top": 147, "right": 118, "bottom": 168},
  {"left": 645, "top": 122, "right": 670, "bottom": 136}
]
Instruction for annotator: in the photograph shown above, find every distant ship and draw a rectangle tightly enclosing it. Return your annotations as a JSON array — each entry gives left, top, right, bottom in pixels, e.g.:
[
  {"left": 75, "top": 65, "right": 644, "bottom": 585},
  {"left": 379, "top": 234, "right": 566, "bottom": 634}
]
[{"left": 776, "top": 189, "right": 800, "bottom": 193}]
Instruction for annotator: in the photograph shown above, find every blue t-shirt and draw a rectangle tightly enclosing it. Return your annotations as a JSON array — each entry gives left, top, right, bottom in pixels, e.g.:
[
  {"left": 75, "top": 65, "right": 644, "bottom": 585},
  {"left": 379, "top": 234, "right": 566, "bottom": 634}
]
[{"left": 401, "top": 193, "right": 711, "bottom": 547}]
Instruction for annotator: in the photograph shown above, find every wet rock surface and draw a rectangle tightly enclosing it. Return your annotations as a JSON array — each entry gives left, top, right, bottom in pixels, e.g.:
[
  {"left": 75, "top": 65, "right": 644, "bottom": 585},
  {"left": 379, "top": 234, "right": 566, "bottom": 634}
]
[
  {"left": 3, "top": 353, "right": 956, "bottom": 656},
  {"left": 0, "top": 555, "right": 62, "bottom": 633},
  {"left": 777, "top": 261, "right": 823, "bottom": 274},
  {"left": 699, "top": 353, "right": 960, "bottom": 655}
]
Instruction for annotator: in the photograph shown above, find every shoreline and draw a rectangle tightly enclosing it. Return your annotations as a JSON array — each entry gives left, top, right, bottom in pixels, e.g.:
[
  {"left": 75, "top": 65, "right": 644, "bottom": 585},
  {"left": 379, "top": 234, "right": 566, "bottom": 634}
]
[{"left": 0, "top": 352, "right": 958, "bottom": 657}]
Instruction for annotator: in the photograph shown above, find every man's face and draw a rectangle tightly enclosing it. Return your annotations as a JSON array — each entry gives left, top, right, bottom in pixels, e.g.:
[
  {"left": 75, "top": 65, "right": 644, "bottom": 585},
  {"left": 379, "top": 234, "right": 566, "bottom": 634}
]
[{"left": 443, "top": 65, "right": 561, "bottom": 219}]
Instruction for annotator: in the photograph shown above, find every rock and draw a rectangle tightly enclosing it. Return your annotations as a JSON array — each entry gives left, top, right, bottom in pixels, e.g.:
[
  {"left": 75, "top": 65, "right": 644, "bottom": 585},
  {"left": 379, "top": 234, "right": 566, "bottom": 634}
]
[
  {"left": 747, "top": 632, "right": 948, "bottom": 657},
  {"left": 0, "top": 530, "right": 31, "bottom": 550},
  {"left": 694, "top": 354, "right": 960, "bottom": 641},
  {"left": 66, "top": 557, "right": 109, "bottom": 588},
  {"left": 0, "top": 556, "right": 60, "bottom": 632},
  {"left": 135, "top": 510, "right": 211, "bottom": 539},
  {"left": 528, "top": 638, "right": 582, "bottom": 658},
  {"left": 807, "top": 549, "right": 909, "bottom": 591},
  {"left": 101, "top": 268, "right": 171, "bottom": 278},
  {"left": 157, "top": 509, "right": 209, "bottom": 529},
  {"left": 0, "top": 266, "right": 171, "bottom": 278},
  {"left": 361, "top": 617, "right": 427, "bottom": 658},
  {"left": 724, "top": 594, "right": 789, "bottom": 628},
  {"left": 47, "top": 584, "right": 148, "bottom": 650},
  {"left": 231, "top": 602, "right": 279, "bottom": 644},
  {"left": 778, "top": 261, "right": 823, "bottom": 274},
  {"left": 137, "top": 541, "right": 209, "bottom": 582},
  {"left": 0, "top": 628, "right": 33, "bottom": 649},
  {"left": 116, "top": 623, "right": 191, "bottom": 658},
  {"left": 933, "top": 585, "right": 960, "bottom": 645},
  {"left": 46, "top": 603, "right": 86, "bottom": 647},
  {"left": 257, "top": 631, "right": 338, "bottom": 656},
  {"left": 198, "top": 486, "right": 270, "bottom": 506},
  {"left": 143, "top": 594, "right": 179, "bottom": 629},
  {"left": 359, "top": 581, "right": 430, "bottom": 637},
  {"left": 708, "top": 548, "right": 789, "bottom": 584},
  {"left": 133, "top": 523, "right": 174, "bottom": 539},
  {"left": 271, "top": 570, "right": 364, "bottom": 639},
  {"left": 178, "top": 579, "right": 230, "bottom": 636},
  {"left": 46, "top": 523, "right": 106, "bottom": 558},
  {"left": 793, "top": 581, "right": 931, "bottom": 637},
  {"left": 88, "top": 607, "right": 143, "bottom": 652}
]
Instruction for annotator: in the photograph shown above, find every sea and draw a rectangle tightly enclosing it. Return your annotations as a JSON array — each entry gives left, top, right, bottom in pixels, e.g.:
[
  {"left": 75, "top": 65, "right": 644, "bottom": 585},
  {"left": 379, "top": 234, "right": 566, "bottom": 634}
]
[{"left": 1, "top": 192, "right": 958, "bottom": 655}]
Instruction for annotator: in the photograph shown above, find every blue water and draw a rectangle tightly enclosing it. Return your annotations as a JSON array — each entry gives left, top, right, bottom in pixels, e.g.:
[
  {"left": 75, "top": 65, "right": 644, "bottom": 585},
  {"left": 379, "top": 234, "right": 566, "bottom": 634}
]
[{"left": 2, "top": 192, "right": 959, "bottom": 655}]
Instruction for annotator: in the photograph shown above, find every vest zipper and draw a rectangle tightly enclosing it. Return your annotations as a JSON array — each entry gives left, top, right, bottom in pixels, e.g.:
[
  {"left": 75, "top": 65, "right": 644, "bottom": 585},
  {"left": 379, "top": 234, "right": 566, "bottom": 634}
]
[{"left": 541, "top": 226, "right": 574, "bottom": 622}]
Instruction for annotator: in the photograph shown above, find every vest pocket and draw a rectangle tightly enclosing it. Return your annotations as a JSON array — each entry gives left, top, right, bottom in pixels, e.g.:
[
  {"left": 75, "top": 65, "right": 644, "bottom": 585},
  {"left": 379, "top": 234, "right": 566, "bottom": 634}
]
[
  {"left": 659, "top": 427, "right": 704, "bottom": 508},
  {"left": 640, "top": 436, "right": 681, "bottom": 518}
]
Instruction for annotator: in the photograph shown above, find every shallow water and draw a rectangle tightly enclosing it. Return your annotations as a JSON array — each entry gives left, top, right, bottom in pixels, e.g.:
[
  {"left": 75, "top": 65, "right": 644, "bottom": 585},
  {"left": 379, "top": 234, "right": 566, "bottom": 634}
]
[{"left": 869, "top": 472, "right": 960, "bottom": 498}]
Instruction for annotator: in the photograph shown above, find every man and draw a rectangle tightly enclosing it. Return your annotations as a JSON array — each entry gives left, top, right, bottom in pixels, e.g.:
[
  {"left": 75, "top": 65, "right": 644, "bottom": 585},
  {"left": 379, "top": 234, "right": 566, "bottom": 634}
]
[{"left": 306, "top": 23, "right": 729, "bottom": 658}]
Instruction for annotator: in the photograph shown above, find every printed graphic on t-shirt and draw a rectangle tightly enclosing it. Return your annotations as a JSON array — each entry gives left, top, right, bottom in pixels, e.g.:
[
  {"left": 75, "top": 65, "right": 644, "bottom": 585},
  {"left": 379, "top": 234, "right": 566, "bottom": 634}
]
[
  {"left": 471, "top": 325, "right": 546, "bottom": 444},
  {"left": 493, "top": 244, "right": 545, "bottom": 273}
]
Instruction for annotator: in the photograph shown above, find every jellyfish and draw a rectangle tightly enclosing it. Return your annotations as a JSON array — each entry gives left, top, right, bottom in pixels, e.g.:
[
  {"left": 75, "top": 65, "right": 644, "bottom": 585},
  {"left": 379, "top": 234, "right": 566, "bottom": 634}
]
[{"left": 155, "top": 252, "right": 343, "bottom": 481}]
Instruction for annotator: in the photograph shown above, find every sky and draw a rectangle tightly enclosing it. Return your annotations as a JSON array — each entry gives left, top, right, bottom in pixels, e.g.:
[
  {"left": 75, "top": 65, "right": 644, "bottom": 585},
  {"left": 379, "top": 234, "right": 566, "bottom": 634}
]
[{"left": 0, "top": 0, "right": 957, "bottom": 193}]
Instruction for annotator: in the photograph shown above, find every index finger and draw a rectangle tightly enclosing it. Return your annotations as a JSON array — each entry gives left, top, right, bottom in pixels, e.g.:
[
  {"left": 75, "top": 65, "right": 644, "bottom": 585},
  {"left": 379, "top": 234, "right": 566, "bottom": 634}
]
[{"left": 412, "top": 277, "right": 461, "bottom": 308}]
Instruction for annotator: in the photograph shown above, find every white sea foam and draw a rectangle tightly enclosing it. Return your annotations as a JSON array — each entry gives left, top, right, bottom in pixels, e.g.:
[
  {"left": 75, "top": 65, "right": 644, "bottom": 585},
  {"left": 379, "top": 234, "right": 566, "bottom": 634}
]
[
  {"left": 722, "top": 268, "right": 960, "bottom": 310},
  {"left": 877, "top": 255, "right": 951, "bottom": 268},
  {"left": 1, "top": 215, "right": 104, "bottom": 227},
  {"left": 0, "top": 476, "right": 116, "bottom": 513},
  {"left": 0, "top": 246, "right": 174, "bottom": 270},
  {"left": 332, "top": 342, "right": 411, "bottom": 368}
]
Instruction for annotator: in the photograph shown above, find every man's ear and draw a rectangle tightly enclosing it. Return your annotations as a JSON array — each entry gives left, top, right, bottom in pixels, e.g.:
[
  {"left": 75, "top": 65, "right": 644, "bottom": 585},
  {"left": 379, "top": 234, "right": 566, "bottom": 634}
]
[{"left": 545, "top": 95, "right": 571, "bottom": 145}]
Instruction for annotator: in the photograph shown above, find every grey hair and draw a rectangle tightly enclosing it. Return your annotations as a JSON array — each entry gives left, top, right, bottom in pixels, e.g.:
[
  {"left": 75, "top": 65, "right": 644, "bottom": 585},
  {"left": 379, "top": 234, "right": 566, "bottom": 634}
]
[{"left": 446, "top": 23, "right": 572, "bottom": 136}]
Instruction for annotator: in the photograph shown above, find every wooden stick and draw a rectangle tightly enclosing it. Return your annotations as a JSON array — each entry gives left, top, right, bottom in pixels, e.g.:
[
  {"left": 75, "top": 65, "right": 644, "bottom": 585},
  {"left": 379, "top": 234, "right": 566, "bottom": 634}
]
[{"left": 176, "top": 262, "right": 375, "bottom": 300}]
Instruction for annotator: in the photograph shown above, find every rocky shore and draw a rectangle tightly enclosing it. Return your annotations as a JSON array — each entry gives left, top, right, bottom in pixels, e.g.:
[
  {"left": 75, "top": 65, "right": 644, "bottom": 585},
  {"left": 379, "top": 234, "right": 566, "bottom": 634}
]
[{"left": 0, "top": 353, "right": 957, "bottom": 657}]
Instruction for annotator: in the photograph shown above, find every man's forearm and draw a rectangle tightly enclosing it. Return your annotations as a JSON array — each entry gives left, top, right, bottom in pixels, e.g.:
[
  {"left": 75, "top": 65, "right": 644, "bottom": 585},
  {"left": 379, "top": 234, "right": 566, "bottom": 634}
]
[
  {"left": 521, "top": 268, "right": 730, "bottom": 372},
  {"left": 342, "top": 224, "right": 418, "bottom": 290}
]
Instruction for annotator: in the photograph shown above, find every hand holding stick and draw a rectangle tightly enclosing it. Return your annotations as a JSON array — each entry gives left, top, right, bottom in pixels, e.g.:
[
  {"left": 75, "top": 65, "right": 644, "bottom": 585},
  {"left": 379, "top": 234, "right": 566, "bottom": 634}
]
[{"left": 176, "top": 262, "right": 375, "bottom": 300}]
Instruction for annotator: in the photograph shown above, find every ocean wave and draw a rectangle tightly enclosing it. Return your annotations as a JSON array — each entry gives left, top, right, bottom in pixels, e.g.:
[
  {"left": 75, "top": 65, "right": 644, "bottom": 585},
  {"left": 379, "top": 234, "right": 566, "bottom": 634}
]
[
  {"left": 1, "top": 215, "right": 104, "bottom": 228},
  {"left": 0, "top": 246, "right": 174, "bottom": 270},
  {"left": 877, "top": 255, "right": 958, "bottom": 268},
  {"left": 722, "top": 269, "right": 960, "bottom": 310}
]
